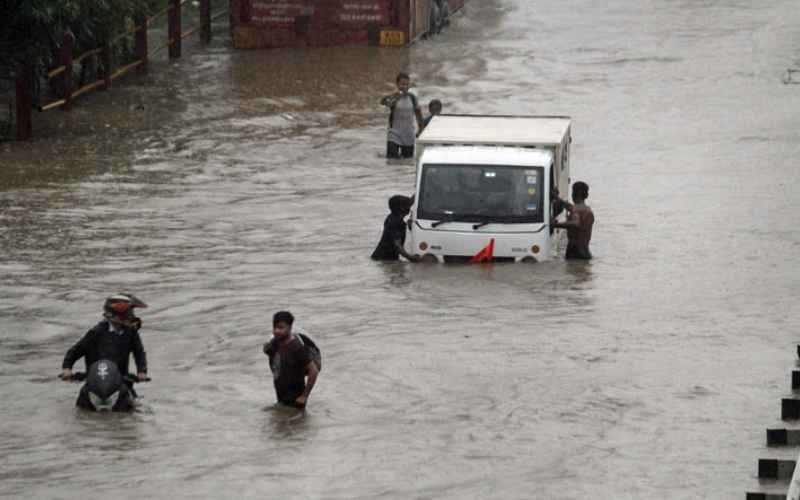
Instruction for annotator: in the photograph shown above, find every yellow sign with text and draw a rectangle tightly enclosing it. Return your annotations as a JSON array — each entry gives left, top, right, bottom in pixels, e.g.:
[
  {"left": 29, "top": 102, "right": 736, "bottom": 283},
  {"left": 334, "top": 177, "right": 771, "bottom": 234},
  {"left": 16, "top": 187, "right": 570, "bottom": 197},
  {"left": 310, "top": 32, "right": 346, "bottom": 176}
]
[{"left": 380, "top": 30, "right": 406, "bottom": 47}]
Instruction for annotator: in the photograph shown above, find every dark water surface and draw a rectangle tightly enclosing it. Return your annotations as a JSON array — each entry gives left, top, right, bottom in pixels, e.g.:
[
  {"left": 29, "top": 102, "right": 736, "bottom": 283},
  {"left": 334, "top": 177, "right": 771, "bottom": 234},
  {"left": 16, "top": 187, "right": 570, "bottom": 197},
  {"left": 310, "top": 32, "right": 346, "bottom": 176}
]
[{"left": 3, "top": 1, "right": 800, "bottom": 498}]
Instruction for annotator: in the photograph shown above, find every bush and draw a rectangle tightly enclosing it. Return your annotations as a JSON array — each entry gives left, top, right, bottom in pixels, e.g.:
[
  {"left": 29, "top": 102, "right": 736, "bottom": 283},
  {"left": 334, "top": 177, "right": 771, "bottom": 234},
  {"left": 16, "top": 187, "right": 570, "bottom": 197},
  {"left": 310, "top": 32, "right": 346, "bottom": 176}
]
[{"left": 0, "top": 0, "right": 163, "bottom": 96}]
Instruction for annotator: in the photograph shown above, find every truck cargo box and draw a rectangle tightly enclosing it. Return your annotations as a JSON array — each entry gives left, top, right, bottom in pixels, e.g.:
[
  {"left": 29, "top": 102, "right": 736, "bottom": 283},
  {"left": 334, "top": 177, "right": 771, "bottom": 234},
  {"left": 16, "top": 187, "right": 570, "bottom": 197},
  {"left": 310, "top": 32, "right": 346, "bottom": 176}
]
[{"left": 417, "top": 114, "right": 573, "bottom": 201}]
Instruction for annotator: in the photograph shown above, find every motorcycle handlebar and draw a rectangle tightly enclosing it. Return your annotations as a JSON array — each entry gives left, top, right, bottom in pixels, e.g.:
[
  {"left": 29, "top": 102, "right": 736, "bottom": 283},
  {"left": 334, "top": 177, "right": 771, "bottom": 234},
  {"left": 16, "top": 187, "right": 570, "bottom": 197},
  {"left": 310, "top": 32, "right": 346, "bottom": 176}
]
[{"left": 58, "top": 373, "right": 151, "bottom": 383}]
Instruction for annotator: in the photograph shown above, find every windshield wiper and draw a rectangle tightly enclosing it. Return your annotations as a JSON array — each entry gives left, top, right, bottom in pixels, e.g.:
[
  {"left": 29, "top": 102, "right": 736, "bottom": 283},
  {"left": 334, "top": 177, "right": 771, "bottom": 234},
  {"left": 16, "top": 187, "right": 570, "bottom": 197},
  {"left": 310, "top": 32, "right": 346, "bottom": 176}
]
[
  {"left": 431, "top": 219, "right": 454, "bottom": 228},
  {"left": 472, "top": 221, "right": 491, "bottom": 230}
]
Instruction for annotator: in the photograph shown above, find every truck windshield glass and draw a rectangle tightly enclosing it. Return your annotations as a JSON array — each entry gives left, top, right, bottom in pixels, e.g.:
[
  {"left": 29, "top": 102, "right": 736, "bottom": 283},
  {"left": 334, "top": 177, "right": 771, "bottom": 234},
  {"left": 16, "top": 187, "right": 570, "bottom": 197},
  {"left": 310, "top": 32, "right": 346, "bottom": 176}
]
[{"left": 418, "top": 164, "right": 545, "bottom": 223}]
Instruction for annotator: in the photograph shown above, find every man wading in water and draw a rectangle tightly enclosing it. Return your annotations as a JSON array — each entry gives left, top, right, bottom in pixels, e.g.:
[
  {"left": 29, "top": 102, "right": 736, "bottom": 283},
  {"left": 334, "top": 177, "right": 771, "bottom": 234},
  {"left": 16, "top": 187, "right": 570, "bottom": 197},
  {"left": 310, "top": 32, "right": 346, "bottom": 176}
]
[
  {"left": 371, "top": 194, "right": 420, "bottom": 262},
  {"left": 61, "top": 294, "right": 148, "bottom": 383},
  {"left": 263, "top": 311, "right": 319, "bottom": 409},
  {"left": 553, "top": 181, "right": 595, "bottom": 260},
  {"left": 380, "top": 72, "right": 424, "bottom": 159}
]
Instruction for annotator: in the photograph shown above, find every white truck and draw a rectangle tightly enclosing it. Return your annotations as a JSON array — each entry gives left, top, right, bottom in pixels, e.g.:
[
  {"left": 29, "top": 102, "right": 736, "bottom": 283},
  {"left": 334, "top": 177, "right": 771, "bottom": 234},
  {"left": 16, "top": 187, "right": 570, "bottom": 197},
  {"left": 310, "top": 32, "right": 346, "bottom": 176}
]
[{"left": 407, "top": 114, "right": 572, "bottom": 262}]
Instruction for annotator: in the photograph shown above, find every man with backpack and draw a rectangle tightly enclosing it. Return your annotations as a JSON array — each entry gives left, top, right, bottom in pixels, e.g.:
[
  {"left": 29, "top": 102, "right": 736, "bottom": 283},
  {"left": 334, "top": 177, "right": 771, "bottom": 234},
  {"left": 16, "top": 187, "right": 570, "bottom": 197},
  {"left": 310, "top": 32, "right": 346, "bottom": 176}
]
[
  {"left": 263, "top": 311, "right": 320, "bottom": 409},
  {"left": 380, "top": 72, "right": 424, "bottom": 159}
]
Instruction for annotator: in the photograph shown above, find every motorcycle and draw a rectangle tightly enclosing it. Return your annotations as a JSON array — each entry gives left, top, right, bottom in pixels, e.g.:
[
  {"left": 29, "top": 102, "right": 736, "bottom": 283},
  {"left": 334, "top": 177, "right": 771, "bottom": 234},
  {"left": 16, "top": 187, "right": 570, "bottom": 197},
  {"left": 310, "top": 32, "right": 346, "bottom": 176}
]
[{"left": 60, "top": 359, "right": 149, "bottom": 412}]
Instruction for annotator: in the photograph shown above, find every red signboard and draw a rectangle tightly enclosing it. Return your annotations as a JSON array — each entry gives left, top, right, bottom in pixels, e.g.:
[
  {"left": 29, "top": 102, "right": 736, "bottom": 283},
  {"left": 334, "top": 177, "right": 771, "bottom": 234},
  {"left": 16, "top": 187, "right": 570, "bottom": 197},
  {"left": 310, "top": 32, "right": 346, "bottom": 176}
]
[
  {"left": 232, "top": 0, "right": 468, "bottom": 49},
  {"left": 250, "top": 1, "right": 308, "bottom": 27},
  {"left": 337, "top": 1, "right": 391, "bottom": 26},
  {"left": 250, "top": 0, "right": 391, "bottom": 28}
]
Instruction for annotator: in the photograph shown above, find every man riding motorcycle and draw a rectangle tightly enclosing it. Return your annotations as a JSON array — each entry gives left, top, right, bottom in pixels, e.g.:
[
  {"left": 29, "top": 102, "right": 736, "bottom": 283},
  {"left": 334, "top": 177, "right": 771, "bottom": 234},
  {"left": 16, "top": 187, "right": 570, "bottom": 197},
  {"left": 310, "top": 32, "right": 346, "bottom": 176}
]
[{"left": 60, "top": 293, "right": 149, "bottom": 410}]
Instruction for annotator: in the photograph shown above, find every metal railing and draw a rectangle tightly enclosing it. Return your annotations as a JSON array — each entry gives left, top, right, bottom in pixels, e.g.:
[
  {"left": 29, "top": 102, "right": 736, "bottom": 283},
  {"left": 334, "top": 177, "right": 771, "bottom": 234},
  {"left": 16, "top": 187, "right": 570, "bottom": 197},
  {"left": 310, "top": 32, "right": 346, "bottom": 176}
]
[{"left": 14, "top": 0, "right": 228, "bottom": 140}]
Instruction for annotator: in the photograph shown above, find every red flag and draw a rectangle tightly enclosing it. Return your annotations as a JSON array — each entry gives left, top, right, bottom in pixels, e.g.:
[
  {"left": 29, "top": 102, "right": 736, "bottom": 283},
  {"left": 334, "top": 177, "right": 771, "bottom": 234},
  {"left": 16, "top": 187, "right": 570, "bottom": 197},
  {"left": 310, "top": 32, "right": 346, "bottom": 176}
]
[{"left": 470, "top": 238, "right": 495, "bottom": 263}]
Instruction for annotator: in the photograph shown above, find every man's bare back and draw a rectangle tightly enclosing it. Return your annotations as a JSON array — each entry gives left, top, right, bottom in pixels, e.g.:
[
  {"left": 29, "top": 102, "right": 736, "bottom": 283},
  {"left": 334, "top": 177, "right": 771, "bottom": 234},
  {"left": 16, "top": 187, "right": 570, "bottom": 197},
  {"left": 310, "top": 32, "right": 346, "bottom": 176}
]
[
  {"left": 553, "top": 181, "right": 594, "bottom": 260},
  {"left": 564, "top": 203, "right": 594, "bottom": 260}
]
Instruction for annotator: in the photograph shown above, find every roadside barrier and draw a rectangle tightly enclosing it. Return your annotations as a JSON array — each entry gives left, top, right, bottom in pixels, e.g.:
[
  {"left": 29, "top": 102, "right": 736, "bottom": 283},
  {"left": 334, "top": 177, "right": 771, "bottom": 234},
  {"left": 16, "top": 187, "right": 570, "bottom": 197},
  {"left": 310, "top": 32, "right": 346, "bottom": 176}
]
[
  {"left": 14, "top": 0, "right": 227, "bottom": 140},
  {"left": 746, "top": 346, "right": 800, "bottom": 499}
]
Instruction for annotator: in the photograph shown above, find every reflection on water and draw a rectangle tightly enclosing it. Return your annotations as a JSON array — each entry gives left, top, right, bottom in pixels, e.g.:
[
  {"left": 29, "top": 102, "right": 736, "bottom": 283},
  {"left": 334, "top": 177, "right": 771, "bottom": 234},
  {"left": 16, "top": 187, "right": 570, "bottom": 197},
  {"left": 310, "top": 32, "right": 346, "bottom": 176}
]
[
  {"left": 2, "top": 0, "right": 800, "bottom": 498},
  {"left": 378, "top": 260, "right": 414, "bottom": 288},
  {"left": 565, "top": 260, "right": 593, "bottom": 285},
  {"left": 262, "top": 404, "right": 310, "bottom": 438},
  {"left": 72, "top": 410, "right": 146, "bottom": 451}
]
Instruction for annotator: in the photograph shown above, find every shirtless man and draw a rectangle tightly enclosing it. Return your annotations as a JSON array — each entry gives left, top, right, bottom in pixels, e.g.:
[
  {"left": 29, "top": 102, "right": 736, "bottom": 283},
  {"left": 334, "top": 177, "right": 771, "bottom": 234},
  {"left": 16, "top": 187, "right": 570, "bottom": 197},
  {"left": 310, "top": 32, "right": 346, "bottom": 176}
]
[{"left": 553, "top": 181, "right": 594, "bottom": 260}]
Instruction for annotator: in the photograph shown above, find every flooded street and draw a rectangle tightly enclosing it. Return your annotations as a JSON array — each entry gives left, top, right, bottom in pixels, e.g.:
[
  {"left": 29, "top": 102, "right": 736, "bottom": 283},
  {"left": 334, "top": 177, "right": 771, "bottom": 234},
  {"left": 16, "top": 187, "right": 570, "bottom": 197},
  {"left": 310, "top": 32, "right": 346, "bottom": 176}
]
[{"left": 3, "top": 0, "right": 800, "bottom": 498}]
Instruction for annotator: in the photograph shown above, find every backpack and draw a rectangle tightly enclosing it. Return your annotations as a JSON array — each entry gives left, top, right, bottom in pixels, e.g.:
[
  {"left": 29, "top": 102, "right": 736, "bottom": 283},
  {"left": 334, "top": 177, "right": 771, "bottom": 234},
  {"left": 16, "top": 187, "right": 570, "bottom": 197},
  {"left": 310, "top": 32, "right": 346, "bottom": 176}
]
[
  {"left": 264, "top": 333, "right": 322, "bottom": 372},
  {"left": 296, "top": 333, "right": 322, "bottom": 372}
]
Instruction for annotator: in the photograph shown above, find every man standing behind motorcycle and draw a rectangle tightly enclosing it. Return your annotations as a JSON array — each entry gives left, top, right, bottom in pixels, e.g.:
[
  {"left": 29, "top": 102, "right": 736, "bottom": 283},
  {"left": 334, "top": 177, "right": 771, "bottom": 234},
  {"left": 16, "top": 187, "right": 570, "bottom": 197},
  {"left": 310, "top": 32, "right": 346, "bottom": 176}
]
[{"left": 60, "top": 294, "right": 148, "bottom": 383}]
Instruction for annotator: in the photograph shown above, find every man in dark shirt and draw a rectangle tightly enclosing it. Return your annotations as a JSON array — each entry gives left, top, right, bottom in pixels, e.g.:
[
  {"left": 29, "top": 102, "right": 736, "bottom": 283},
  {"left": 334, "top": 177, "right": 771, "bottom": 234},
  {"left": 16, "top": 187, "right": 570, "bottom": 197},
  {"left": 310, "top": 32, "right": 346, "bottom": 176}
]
[
  {"left": 421, "top": 99, "right": 442, "bottom": 130},
  {"left": 61, "top": 294, "right": 148, "bottom": 410},
  {"left": 371, "top": 194, "right": 420, "bottom": 262},
  {"left": 61, "top": 293, "right": 148, "bottom": 381},
  {"left": 263, "top": 311, "right": 319, "bottom": 409}
]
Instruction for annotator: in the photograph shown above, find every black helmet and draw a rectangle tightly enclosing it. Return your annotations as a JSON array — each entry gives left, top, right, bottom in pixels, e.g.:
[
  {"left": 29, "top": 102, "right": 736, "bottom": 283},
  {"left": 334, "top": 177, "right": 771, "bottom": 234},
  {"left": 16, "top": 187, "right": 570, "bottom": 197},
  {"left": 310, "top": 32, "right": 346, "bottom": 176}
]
[{"left": 103, "top": 293, "right": 147, "bottom": 328}]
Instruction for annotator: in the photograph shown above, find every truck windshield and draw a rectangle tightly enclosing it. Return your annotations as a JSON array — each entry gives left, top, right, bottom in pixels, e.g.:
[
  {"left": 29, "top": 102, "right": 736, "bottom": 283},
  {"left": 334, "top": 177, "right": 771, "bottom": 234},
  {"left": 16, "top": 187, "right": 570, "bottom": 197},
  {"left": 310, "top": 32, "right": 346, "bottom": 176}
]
[{"left": 418, "top": 164, "right": 546, "bottom": 224}]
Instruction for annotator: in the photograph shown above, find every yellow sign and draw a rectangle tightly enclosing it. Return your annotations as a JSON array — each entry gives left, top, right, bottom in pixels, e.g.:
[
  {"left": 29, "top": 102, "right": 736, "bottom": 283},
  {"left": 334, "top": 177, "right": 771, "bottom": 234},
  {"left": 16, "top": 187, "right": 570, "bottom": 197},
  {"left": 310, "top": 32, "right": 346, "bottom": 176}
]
[{"left": 380, "top": 30, "right": 406, "bottom": 47}]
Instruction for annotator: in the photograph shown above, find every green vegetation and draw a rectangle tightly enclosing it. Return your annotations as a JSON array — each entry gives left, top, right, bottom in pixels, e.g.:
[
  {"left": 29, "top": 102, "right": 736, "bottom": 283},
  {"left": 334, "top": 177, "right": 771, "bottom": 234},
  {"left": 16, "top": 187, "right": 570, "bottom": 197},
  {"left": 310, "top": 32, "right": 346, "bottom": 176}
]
[
  {"left": 0, "top": 0, "right": 164, "bottom": 139},
  {"left": 1, "top": 0, "right": 164, "bottom": 79},
  {"left": 0, "top": 0, "right": 223, "bottom": 139}
]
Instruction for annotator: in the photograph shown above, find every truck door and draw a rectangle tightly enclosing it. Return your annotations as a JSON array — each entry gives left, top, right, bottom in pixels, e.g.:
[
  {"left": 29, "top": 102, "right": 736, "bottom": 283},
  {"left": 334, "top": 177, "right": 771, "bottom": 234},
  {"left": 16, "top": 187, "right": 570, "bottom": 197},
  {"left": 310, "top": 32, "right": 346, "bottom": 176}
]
[
  {"left": 560, "top": 132, "right": 571, "bottom": 197},
  {"left": 549, "top": 164, "right": 557, "bottom": 234}
]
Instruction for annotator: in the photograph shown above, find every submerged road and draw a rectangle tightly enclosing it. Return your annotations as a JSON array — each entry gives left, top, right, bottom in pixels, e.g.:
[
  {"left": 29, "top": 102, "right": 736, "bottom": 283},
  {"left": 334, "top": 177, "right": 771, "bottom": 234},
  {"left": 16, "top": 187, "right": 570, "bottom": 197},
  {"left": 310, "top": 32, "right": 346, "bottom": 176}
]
[{"left": 2, "top": 0, "right": 800, "bottom": 498}]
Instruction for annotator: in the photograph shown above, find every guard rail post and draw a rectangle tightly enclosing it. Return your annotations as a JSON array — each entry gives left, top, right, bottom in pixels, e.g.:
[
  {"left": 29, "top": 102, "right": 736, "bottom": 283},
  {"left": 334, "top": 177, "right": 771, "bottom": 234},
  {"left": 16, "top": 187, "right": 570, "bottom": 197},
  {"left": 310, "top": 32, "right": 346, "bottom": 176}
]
[
  {"left": 60, "top": 31, "right": 76, "bottom": 110},
  {"left": 135, "top": 15, "right": 148, "bottom": 73},
  {"left": 168, "top": 0, "right": 182, "bottom": 58},
  {"left": 200, "top": 0, "right": 211, "bottom": 43},
  {"left": 101, "top": 44, "right": 112, "bottom": 90},
  {"left": 15, "top": 63, "right": 32, "bottom": 140}
]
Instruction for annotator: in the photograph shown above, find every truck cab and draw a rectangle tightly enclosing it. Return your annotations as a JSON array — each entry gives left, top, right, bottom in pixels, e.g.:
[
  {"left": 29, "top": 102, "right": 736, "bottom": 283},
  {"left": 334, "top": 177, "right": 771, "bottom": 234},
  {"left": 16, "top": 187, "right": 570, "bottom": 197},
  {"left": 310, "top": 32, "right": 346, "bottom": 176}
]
[{"left": 408, "top": 115, "right": 572, "bottom": 262}]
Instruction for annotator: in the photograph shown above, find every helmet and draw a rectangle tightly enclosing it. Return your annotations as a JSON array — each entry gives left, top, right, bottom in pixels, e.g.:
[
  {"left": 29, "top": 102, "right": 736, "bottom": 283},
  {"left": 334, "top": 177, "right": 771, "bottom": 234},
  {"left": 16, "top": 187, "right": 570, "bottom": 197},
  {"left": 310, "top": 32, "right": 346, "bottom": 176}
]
[{"left": 103, "top": 293, "right": 147, "bottom": 328}]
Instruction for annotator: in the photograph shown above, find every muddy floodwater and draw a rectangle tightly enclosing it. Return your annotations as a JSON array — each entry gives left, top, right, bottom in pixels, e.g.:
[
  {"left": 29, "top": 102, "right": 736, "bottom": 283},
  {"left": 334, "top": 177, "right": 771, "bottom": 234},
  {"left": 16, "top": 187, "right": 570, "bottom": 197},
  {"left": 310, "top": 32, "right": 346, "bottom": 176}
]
[{"left": 3, "top": 1, "right": 800, "bottom": 498}]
